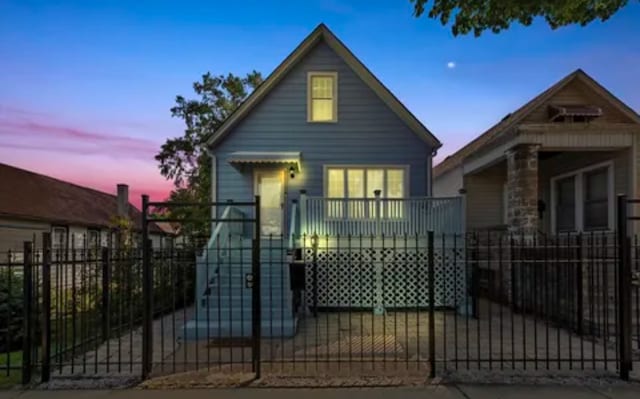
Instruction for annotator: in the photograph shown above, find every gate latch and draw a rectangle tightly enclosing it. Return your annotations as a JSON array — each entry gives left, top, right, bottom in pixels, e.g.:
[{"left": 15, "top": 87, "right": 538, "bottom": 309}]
[{"left": 245, "top": 273, "right": 254, "bottom": 288}]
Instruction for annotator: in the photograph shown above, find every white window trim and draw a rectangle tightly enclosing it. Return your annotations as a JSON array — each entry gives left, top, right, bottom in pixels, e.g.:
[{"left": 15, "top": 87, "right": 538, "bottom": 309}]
[
  {"left": 323, "top": 165, "right": 410, "bottom": 220},
  {"left": 307, "top": 71, "right": 338, "bottom": 123},
  {"left": 323, "top": 165, "right": 410, "bottom": 199},
  {"left": 550, "top": 160, "right": 615, "bottom": 234}
]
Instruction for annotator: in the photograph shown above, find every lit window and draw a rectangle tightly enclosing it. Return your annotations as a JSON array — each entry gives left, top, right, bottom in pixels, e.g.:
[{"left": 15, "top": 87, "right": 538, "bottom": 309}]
[
  {"left": 326, "top": 167, "right": 406, "bottom": 218},
  {"left": 308, "top": 73, "right": 337, "bottom": 122}
]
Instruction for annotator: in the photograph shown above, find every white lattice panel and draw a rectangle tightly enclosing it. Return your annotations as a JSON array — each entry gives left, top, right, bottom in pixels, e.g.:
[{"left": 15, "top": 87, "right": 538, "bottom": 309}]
[{"left": 304, "top": 237, "right": 467, "bottom": 309}]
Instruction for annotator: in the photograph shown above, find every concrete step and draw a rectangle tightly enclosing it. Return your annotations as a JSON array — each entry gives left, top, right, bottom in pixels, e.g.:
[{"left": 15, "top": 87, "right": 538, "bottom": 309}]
[
  {"left": 203, "top": 293, "right": 293, "bottom": 308},
  {"left": 205, "top": 284, "right": 291, "bottom": 297},
  {"left": 182, "top": 316, "right": 297, "bottom": 340},
  {"left": 197, "top": 306, "right": 296, "bottom": 321}
]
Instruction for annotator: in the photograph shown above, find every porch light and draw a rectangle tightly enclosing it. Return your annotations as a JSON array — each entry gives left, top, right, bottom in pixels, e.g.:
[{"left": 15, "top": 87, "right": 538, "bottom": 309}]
[{"left": 289, "top": 165, "right": 296, "bottom": 179}]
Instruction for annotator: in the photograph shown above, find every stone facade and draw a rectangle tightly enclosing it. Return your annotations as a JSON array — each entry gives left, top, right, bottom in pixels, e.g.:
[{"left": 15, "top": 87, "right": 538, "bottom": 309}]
[{"left": 505, "top": 144, "right": 540, "bottom": 233}]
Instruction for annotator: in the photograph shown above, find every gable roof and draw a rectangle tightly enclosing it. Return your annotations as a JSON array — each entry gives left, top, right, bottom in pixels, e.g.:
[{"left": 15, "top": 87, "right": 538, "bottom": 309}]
[
  {"left": 206, "top": 23, "right": 441, "bottom": 149},
  {"left": 0, "top": 163, "right": 162, "bottom": 233},
  {"left": 434, "top": 69, "right": 640, "bottom": 178}
]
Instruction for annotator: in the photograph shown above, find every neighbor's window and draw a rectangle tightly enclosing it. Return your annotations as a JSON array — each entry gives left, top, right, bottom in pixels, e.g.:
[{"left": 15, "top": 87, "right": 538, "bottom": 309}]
[
  {"left": 326, "top": 167, "right": 406, "bottom": 218},
  {"left": 555, "top": 176, "right": 576, "bottom": 232},
  {"left": 308, "top": 72, "right": 337, "bottom": 122},
  {"left": 552, "top": 163, "right": 612, "bottom": 233},
  {"left": 583, "top": 168, "right": 609, "bottom": 230},
  {"left": 88, "top": 230, "right": 100, "bottom": 257},
  {"left": 52, "top": 227, "right": 67, "bottom": 251}
]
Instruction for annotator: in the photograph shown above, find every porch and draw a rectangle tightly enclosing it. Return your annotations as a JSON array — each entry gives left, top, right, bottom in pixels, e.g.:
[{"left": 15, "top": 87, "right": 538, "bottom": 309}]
[
  {"left": 464, "top": 141, "right": 632, "bottom": 235},
  {"left": 294, "top": 194, "right": 464, "bottom": 238}
]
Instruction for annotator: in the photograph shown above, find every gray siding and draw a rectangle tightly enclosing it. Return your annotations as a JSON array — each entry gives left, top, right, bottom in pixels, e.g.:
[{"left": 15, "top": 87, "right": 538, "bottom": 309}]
[
  {"left": 464, "top": 162, "right": 507, "bottom": 230},
  {"left": 0, "top": 218, "right": 50, "bottom": 253},
  {"left": 433, "top": 166, "right": 464, "bottom": 197},
  {"left": 211, "top": 41, "right": 433, "bottom": 230}
]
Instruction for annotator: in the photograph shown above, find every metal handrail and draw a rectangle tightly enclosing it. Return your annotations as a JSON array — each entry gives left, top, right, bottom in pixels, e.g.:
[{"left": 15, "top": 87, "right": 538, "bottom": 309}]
[{"left": 288, "top": 201, "right": 298, "bottom": 250}]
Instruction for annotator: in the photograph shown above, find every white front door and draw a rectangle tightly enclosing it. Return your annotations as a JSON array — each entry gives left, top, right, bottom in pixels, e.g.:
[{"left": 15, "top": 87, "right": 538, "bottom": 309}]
[{"left": 255, "top": 170, "right": 285, "bottom": 236}]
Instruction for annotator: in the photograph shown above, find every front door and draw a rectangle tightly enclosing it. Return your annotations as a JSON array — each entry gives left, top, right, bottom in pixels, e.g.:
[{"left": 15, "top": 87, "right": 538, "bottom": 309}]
[{"left": 255, "top": 170, "right": 284, "bottom": 236}]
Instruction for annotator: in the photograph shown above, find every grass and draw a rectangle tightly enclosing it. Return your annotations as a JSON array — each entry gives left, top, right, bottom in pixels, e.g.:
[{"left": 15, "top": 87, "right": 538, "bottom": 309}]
[
  {"left": 0, "top": 313, "right": 101, "bottom": 389},
  {"left": 0, "top": 351, "right": 22, "bottom": 389}
]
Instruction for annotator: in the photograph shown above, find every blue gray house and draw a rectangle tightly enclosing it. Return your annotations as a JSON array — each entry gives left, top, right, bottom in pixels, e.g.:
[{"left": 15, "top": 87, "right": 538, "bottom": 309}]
[{"left": 184, "top": 24, "right": 463, "bottom": 340}]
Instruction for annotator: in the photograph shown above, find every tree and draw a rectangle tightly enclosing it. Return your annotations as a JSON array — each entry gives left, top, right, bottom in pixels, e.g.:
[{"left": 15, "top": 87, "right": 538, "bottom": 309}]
[
  {"left": 156, "top": 71, "right": 263, "bottom": 236},
  {"left": 410, "top": 0, "right": 633, "bottom": 36}
]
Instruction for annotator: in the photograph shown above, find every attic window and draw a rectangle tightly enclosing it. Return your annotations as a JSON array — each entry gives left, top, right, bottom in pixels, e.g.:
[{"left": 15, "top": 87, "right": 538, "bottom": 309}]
[
  {"left": 549, "top": 104, "right": 602, "bottom": 123},
  {"left": 308, "top": 72, "right": 338, "bottom": 122}
]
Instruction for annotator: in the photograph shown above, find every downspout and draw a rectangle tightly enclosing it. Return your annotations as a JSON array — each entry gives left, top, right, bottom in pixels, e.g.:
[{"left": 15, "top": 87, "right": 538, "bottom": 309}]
[
  {"left": 204, "top": 147, "right": 217, "bottom": 232},
  {"left": 429, "top": 148, "right": 438, "bottom": 197}
]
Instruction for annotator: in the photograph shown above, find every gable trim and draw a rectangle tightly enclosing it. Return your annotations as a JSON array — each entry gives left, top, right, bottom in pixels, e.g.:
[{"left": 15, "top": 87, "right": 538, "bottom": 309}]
[
  {"left": 434, "top": 69, "right": 640, "bottom": 178},
  {"left": 205, "top": 24, "right": 441, "bottom": 149}
]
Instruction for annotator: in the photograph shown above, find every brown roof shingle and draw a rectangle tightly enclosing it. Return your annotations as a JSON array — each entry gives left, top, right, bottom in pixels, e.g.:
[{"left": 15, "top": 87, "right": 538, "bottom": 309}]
[{"left": 0, "top": 162, "right": 160, "bottom": 232}]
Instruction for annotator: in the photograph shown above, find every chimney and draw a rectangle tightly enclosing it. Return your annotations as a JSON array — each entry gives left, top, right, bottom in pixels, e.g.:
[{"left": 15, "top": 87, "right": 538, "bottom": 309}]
[{"left": 117, "top": 184, "right": 129, "bottom": 218}]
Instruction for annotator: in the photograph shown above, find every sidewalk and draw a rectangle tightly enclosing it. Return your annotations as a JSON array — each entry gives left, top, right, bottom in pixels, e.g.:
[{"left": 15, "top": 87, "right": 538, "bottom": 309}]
[{"left": 1, "top": 384, "right": 640, "bottom": 399}]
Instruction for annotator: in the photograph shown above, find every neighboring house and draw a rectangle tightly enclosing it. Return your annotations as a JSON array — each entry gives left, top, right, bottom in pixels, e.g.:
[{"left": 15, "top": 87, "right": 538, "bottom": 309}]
[
  {"left": 0, "top": 162, "right": 167, "bottom": 255},
  {"left": 433, "top": 69, "right": 640, "bottom": 235},
  {"left": 185, "top": 24, "right": 464, "bottom": 339}
]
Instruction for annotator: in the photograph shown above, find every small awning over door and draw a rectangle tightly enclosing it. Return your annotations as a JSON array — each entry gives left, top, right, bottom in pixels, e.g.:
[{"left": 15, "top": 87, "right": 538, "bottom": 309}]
[{"left": 227, "top": 151, "right": 301, "bottom": 172}]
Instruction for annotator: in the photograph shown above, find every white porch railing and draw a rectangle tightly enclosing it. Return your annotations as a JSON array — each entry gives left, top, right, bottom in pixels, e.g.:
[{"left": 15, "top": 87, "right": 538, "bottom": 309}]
[{"left": 300, "top": 195, "right": 464, "bottom": 236}]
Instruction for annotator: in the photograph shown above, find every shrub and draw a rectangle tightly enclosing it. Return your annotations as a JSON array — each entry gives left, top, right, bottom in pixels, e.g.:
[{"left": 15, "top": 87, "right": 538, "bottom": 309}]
[{"left": 0, "top": 269, "right": 23, "bottom": 352}]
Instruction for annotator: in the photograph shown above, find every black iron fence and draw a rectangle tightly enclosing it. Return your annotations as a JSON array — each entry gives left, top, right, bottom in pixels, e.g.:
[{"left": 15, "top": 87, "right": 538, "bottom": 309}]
[
  {"left": 0, "top": 232, "right": 197, "bottom": 387},
  {"left": 1, "top": 197, "right": 639, "bottom": 387}
]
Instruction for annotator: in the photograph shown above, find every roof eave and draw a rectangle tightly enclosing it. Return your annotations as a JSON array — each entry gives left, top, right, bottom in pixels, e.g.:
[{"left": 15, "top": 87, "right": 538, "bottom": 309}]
[{"left": 206, "top": 24, "right": 441, "bottom": 150}]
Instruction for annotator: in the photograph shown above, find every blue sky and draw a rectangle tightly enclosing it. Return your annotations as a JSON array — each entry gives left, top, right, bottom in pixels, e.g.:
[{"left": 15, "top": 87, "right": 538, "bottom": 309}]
[{"left": 1, "top": 0, "right": 639, "bottom": 202}]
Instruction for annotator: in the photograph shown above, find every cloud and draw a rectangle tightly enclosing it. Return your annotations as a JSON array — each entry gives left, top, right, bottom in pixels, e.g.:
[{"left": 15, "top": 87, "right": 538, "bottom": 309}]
[
  {"left": 447, "top": 61, "right": 456, "bottom": 69},
  {"left": 0, "top": 117, "right": 160, "bottom": 160}
]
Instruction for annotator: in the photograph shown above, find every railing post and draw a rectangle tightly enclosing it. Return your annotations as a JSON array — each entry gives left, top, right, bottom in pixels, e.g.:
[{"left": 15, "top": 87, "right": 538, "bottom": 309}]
[
  {"left": 299, "top": 190, "right": 307, "bottom": 236},
  {"left": 427, "top": 231, "right": 436, "bottom": 378},
  {"left": 141, "top": 194, "right": 153, "bottom": 379},
  {"left": 374, "top": 190, "right": 382, "bottom": 236},
  {"left": 616, "top": 194, "right": 632, "bottom": 380},
  {"left": 40, "top": 233, "right": 51, "bottom": 383},
  {"left": 21, "top": 240, "right": 33, "bottom": 386},
  {"left": 101, "top": 246, "right": 110, "bottom": 342},
  {"left": 252, "top": 195, "right": 262, "bottom": 379},
  {"left": 311, "top": 234, "right": 319, "bottom": 317}
]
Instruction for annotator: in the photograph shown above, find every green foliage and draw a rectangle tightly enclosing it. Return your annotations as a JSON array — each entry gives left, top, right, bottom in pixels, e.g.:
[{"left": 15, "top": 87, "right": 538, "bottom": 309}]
[
  {"left": 410, "top": 0, "right": 632, "bottom": 36},
  {"left": 156, "top": 71, "right": 263, "bottom": 236},
  {"left": 0, "top": 269, "right": 23, "bottom": 352}
]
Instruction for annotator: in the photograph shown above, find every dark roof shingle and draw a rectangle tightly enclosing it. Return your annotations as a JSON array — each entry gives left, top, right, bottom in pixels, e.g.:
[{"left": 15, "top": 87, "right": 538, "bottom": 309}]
[{"left": 0, "top": 163, "right": 160, "bottom": 232}]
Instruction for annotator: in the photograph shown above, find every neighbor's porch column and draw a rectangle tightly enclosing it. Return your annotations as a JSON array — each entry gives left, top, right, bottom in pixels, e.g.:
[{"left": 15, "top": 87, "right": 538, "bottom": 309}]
[{"left": 505, "top": 144, "right": 540, "bottom": 234}]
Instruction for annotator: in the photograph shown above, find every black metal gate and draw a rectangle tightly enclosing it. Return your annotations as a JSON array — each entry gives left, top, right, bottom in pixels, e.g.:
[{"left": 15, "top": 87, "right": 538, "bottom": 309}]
[{"left": 141, "top": 196, "right": 262, "bottom": 379}]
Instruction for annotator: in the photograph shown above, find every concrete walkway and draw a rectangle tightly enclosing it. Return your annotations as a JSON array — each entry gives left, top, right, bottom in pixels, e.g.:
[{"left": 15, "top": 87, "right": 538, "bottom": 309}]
[{"left": 1, "top": 384, "right": 640, "bottom": 399}]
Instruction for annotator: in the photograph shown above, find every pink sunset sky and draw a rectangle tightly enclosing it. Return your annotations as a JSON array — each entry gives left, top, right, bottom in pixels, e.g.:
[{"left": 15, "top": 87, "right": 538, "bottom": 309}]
[
  {"left": 2, "top": 1, "right": 639, "bottom": 208},
  {"left": 0, "top": 105, "right": 175, "bottom": 207}
]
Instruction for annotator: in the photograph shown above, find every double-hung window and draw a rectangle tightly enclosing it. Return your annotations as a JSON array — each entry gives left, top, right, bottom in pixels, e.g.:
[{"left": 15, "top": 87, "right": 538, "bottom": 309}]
[
  {"left": 308, "top": 72, "right": 337, "bottom": 122},
  {"left": 551, "top": 163, "right": 613, "bottom": 233},
  {"left": 326, "top": 166, "right": 407, "bottom": 219}
]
